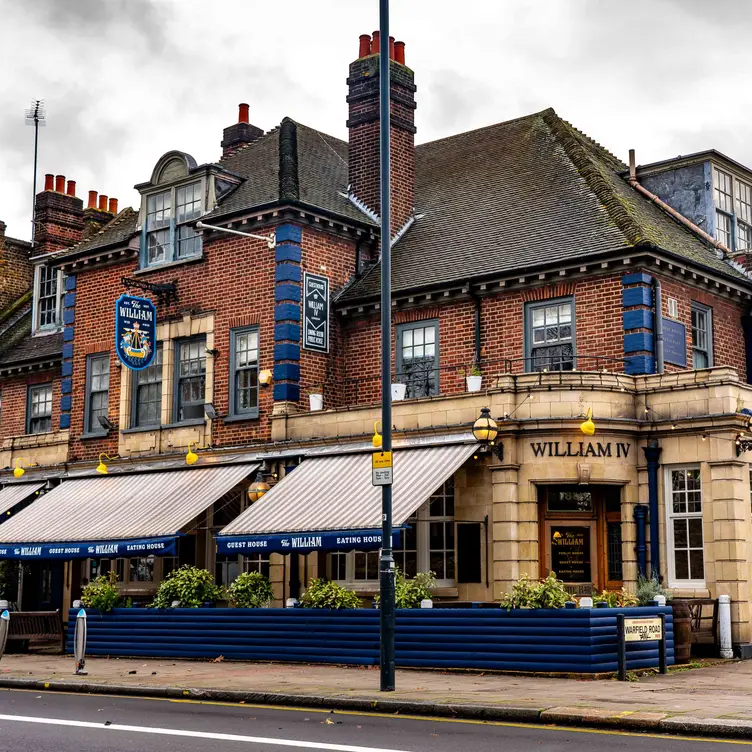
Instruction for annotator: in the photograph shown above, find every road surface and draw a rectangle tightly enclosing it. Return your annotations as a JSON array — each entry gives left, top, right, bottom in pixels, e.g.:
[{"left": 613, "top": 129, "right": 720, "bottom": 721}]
[{"left": 0, "top": 688, "right": 744, "bottom": 751}]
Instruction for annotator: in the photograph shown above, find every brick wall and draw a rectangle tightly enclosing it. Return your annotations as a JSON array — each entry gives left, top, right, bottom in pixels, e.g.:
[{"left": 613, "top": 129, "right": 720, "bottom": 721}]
[
  {"left": 0, "top": 369, "right": 61, "bottom": 438},
  {"left": 0, "top": 224, "right": 32, "bottom": 314}
]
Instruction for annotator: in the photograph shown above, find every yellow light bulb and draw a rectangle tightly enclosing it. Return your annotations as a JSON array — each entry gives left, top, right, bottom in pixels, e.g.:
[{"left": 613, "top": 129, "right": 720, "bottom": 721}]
[{"left": 580, "top": 407, "right": 595, "bottom": 436}]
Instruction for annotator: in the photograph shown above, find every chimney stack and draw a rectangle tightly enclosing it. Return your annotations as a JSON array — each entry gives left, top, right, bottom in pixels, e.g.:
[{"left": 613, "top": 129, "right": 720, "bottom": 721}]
[
  {"left": 34, "top": 173, "right": 84, "bottom": 253},
  {"left": 221, "top": 103, "right": 264, "bottom": 159},
  {"left": 83, "top": 190, "right": 114, "bottom": 238},
  {"left": 347, "top": 33, "right": 416, "bottom": 232}
]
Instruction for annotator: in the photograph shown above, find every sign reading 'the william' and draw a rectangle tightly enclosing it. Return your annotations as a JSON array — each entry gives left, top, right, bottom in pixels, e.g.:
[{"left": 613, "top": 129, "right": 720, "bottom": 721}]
[
  {"left": 303, "top": 272, "right": 329, "bottom": 353},
  {"left": 115, "top": 294, "right": 156, "bottom": 370}
]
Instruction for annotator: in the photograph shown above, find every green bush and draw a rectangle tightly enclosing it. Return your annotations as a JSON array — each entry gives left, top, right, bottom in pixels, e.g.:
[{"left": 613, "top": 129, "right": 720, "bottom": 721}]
[
  {"left": 592, "top": 588, "right": 638, "bottom": 608},
  {"left": 151, "top": 565, "right": 224, "bottom": 609},
  {"left": 299, "top": 578, "right": 361, "bottom": 609},
  {"left": 81, "top": 570, "right": 121, "bottom": 613},
  {"left": 499, "top": 572, "right": 570, "bottom": 610},
  {"left": 229, "top": 571, "right": 273, "bottom": 608},
  {"left": 395, "top": 569, "right": 435, "bottom": 608},
  {"left": 636, "top": 575, "right": 673, "bottom": 606}
]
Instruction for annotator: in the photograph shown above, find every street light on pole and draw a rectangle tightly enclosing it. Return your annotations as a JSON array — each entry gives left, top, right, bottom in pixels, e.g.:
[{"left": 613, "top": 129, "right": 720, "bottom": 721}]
[{"left": 378, "top": 0, "right": 396, "bottom": 692}]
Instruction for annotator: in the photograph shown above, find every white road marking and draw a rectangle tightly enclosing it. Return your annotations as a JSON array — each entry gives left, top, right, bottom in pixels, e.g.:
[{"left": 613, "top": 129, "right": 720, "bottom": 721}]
[{"left": 0, "top": 713, "right": 410, "bottom": 752}]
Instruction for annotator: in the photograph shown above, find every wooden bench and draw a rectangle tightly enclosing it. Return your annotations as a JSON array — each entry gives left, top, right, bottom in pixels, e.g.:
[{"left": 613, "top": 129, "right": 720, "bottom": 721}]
[
  {"left": 685, "top": 598, "right": 718, "bottom": 646},
  {"left": 7, "top": 611, "right": 65, "bottom": 654}
]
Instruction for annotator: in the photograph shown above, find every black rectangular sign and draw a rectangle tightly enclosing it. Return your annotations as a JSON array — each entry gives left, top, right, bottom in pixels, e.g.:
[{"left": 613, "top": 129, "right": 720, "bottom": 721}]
[{"left": 303, "top": 272, "right": 329, "bottom": 353}]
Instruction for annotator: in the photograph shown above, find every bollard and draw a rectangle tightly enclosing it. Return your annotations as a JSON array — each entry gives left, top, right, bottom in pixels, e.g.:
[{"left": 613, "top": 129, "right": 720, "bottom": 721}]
[
  {"left": 74, "top": 608, "right": 87, "bottom": 675},
  {"left": 718, "top": 594, "right": 733, "bottom": 659},
  {"left": 0, "top": 610, "right": 9, "bottom": 660}
]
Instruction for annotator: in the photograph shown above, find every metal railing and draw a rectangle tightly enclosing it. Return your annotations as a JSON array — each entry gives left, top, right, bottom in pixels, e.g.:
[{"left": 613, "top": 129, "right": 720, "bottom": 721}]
[{"left": 299, "top": 354, "right": 633, "bottom": 412}]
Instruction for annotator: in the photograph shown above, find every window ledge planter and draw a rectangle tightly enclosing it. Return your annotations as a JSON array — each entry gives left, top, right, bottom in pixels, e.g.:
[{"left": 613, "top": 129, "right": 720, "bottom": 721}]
[
  {"left": 67, "top": 605, "right": 673, "bottom": 673},
  {"left": 391, "top": 383, "right": 407, "bottom": 401},
  {"left": 308, "top": 393, "right": 324, "bottom": 411},
  {"left": 466, "top": 375, "right": 483, "bottom": 392}
]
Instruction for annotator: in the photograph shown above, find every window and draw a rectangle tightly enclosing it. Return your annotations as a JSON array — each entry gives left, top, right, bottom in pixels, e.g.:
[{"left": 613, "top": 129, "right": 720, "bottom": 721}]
[
  {"left": 34, "top": 265, "right": 63, "bottom": 331},
  {"left": 691, "top": 303, "right": 713, "bottom": 369},
  {"left": 243, "top": 554, "right": 270, "bottom": 579},
  {"left": 143, "top": 181, "right": 203, "bottom": 267},
  {"left": 396, "top": 321, "right": 439, "bottom": 398},
  {"left": 85, "top": 354, "right": 110, "bottom": 433},
  {"left": 129, "top": 556, "right": 155, "bottom": 582},
  {"left": 526, "top": 298, "right": 574, "bottom": 372},
  {"left": 716, "top": 211, "right": 733, "bottom": 247},
  {"left": 132, "top": 346, "right": 163, "bottom": 427},
  {"left": 713, "top": 167, "right": 752, "bottom": 250},
  {"left": 714, "top": 169, "right": 734, "bottom": 213},
  {"left": 174, "top": 337, "right": 206, "bottom": 421},
  {"left": 230, "top": 327, "right": 259, "bottom": 417},
  {"left": 667, "top": 467, "right": 705, "bottom": 585},
  {"left": 26, "top": 383, "right": 52, "bottom": 434},
  {"left": 331, "top": 478, "right": 456, "bottom": 586}
]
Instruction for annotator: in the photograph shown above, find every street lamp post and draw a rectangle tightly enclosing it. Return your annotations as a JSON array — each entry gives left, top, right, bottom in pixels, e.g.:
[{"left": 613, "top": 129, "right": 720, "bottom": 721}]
[{"left": 378, "top": 0, "right": 396, "bottom": 692}]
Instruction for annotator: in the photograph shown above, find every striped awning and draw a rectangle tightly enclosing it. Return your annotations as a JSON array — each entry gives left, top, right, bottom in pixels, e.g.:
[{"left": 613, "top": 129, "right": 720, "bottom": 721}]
[
  {"left": 217, "top": 443, "right": 476, "bottom": 554},
  {"left": 0, "top": 483, "right": 45, "bottom": 517},
  {"left": 0, "top": 464, "right": 257, "bottom": 560}
]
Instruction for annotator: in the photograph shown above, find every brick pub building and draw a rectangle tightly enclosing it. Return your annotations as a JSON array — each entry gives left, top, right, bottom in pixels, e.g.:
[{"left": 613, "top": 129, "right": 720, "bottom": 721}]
[{"left": 3, "top": 33, "right": 752, "bottom": 648}]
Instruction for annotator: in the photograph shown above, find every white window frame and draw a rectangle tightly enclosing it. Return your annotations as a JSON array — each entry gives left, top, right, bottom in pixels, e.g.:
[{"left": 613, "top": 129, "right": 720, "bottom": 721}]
[
  {"left": 665, "top": 465, "right": 706, "bottom": 588},
  {"left": 713, "top": 165, "right": 752, "bottom": 251},
  {"left": 31, "top": 264, "right": 64, "bottom": 334},
  {"left": 330, "top": 485, "right": 457, "bottom": 589},
  {"left": 690, "top": 302, "right": 713, "bottom": 369},
  {"left": 140, "top": 178, "right": 204, "bottom": 269}
]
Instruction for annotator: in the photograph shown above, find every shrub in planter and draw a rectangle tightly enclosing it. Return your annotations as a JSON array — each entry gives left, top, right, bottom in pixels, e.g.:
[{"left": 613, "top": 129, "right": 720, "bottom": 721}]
[
  {"left": 81, "top": 570, "right": 121, "bottom": 613},
  {"left": 374, "top": 569, "right": 436, "bottom": 609},
  {"left": 151, "top": 565, "right": 224, "bottom": 609},
  {"left": 499, "top": 572, "right": 570, "bottom": 610},
  {"left": 229, "top": 571, "right": 273, "bottom": 608},
  {"left": 299, "top": 578, "right": 361, "bottom": 609},
  {"left": 636, "top": 575, "right": 673, "bottom": 606},
  {"left": 592, "top": 588, "right": 638, "bottom": 608}
]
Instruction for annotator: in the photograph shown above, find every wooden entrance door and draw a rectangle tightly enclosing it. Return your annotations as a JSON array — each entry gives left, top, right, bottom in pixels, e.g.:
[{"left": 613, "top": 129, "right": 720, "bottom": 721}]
[{"left": 539, "top": 486, "right": 623, "bottom": 594}]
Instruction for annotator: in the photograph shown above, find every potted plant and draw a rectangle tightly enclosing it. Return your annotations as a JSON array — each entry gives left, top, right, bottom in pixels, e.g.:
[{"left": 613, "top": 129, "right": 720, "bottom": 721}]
[
  {"left": 391, "top": 382, "right": 407, "bottom": 401},
  {"left": 150, "top": 565, "right": 224, "bottom": 609},
  {"left": 308, "top": 388, "right": 324, "bottom": 412},
  {"left": 466, "top": 364, "right": 482, "bottom": 392}
]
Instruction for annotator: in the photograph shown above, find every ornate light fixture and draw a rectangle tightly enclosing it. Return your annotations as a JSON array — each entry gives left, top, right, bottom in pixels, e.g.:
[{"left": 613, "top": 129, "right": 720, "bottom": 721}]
[
  {"left": 580, "top": 407, "right": 595, "bottom": 436},
  {"left": 258, "top": 370, "right": 273, "bottom": 387},
  {"left": 472, "top": 408, "right": 503, "bottom": 460},
  {"left": 248, "top": 468, "right": 270, "bottom": 502}
]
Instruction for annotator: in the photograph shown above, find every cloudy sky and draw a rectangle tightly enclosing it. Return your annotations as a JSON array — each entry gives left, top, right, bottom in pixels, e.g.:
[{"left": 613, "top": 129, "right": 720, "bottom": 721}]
[{"left": 1, "top": 0, "right": 750, "bottom": 241}]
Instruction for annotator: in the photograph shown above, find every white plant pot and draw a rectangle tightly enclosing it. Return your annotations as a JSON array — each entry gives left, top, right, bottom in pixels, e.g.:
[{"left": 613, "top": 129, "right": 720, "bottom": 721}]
[
  {"left": 466, "top": 375, "right": 483, "bottom": 392},
  {"left": 391, "top": 383, "right": 407, "bottom": 401},
  {"left": 308, "top": 393, "right": 324, "bottom": 411}
]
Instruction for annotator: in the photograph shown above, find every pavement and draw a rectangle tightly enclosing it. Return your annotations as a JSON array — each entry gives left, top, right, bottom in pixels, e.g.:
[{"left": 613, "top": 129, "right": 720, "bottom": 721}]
[
  {"left": 0, "top": 689, "right": 746, "bottom": 752},
  {"left": 2, "top": 655, "right": 752, "bottom": 739}
]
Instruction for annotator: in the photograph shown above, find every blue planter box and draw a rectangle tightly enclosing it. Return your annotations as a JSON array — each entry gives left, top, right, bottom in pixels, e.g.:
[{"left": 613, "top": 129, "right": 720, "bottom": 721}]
[{"left": 67, "top": 606, "right": 673, "bottom": 673}]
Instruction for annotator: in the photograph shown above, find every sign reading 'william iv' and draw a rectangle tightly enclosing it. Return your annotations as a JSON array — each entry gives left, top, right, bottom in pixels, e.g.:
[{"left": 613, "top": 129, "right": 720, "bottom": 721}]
[
  {"left": 115, "top": 294, "right": 156, "bottom": 370},
  {"left": 303, "top": 272, "right": 329, "bottom": 353}
]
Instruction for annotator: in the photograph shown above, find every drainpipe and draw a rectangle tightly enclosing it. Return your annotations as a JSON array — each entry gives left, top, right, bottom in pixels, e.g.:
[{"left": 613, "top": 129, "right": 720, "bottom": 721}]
[
  {"left": 468, "top": 282, "right": 481, "bottom": 365},
  {"left": 633, "top": 504, "right": 648, "bottom": 578},
  {"left": 653, "top": 277, "right": 664, "bottom": 374},
  {"left": 643, "top": 440, "right": 662, "bottom": 581}
]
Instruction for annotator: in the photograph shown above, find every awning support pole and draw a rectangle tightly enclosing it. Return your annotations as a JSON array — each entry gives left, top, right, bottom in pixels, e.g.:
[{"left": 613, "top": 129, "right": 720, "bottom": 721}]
[{"left": 378, "top": 0, "right": 396, "bottom": 693}]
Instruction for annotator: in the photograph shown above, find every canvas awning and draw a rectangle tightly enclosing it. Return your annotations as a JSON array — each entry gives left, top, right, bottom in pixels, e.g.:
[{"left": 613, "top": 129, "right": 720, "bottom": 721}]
[
  {"left": 0, "top": 464, "right": 258, "bottom": 560},
  {"left": 0, "top": 482, "right": 45, "bottom": 517},
  {"left": 217, "top": 443, "right": 476, "bottom": 555}
]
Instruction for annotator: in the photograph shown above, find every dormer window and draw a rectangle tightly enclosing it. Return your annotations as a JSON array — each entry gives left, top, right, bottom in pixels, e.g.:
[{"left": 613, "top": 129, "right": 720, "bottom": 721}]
[
  {"left": 144, "top": 181, "right": 202, "bottom": 266},
  {"left": 33, "top": 263, "right": 64, "bottom": 333}
]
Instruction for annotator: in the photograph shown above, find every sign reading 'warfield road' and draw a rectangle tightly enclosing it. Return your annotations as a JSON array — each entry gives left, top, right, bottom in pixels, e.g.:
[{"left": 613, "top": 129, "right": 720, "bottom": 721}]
[
  {"left": 115, "top": 294, "right": 157, "bottom": 370},
  {"left": 303, "top": 272, "right": 329, "bottom": 353}
]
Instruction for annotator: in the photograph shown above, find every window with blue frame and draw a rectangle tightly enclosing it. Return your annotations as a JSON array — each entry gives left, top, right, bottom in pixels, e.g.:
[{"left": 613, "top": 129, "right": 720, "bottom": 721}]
[{"left": 142, "top": 181, "right": 203, "bottom": 267}]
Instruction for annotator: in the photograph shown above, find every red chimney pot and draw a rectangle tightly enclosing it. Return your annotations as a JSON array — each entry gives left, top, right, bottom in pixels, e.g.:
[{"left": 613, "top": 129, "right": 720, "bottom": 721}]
[
  {"left": 98, "top": 194, "right": 108, "bottom": 211},
  {"left": 44, "top": 174, "right": 54, "bottom": 191},
  {"left": 54, "top": 175, "right": 65, "bottom": 193},
  {"left": 389, "top": 36, "right": 395, "bottom": 60},
  {"left": 359, "top": 34, "right": 371, "bottom": 58},
  {"left": 371, "top": 30, "right": 380, "bottom": 55},
  {"left": 87, "top": 190, "right": 98, "bottom": 209},
  {"left": 394, "top": 41, "right": 405, "bottom": 65},
  {"left": 66, "top": 180, "right": 76, "bottom": 197},
  {"left": 238, "top": 103, "right": 250, "bottom": 124},
  {"left": 108, "top": 198, "right": 118, "bottom": 214}
]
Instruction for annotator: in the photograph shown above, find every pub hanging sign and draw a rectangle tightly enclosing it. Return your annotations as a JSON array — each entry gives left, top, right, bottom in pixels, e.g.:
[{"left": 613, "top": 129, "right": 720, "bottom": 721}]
[
  {"left": 115, "top": 294, "right": 156, "bottom": 370},
  {"left": 303, "top": 272, "right": 329, "bottom": 353}
]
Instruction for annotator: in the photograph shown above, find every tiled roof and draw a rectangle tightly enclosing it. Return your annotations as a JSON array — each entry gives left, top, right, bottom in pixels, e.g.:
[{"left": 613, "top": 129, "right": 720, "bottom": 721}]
[
  {"left": 338, "top": 108, "right": 748, "bottom": 302},
  {"left": 0, "top": 318, "right": 62, "bottom": 368},
  {"left": 52, "top": 208, "right": 138, "bottom": 260}
]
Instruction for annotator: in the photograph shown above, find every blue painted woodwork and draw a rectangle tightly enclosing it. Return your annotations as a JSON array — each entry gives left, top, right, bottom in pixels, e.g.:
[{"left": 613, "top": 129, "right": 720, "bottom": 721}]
[
  {"left": 624, "top": 332, "right": 654, "bottom": 353},
  {"left": 621, "top": 273, "right": 652, "bottom": 286},
  {"left": 622, "top": 287, "right": 652, "bottom": 308},
  {"left": 67, "top": 606, "right": 674, "bottom": 673},
  {"left": 623, "top": 310, "right": 652, "bottom": 331}
]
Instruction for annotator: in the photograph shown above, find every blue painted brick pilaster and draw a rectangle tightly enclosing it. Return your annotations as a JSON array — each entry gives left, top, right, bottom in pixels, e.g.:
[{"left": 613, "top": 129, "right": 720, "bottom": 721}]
[
  {"left": 621, "top": 273, "right": 655, "bottom": 375},
  {"left": 274, "top": 223, "right": 303, "bottom": 405},
  {"left": 60, "top": 275, "right": 77, "bottom": 429}
]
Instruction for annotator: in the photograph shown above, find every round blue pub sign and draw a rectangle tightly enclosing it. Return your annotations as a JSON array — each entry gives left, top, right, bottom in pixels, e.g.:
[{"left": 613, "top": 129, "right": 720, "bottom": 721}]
[{"left": 115, "top": 294, "right": 157, "bottom": 370}]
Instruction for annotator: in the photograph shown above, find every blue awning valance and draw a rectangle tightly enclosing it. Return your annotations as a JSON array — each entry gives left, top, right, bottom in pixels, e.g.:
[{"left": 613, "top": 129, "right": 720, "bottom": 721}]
[
  {"left": 217, "top": 529, "right": 401, "bottom": 556},
  {"left": 0, "top": 536, "right": 178, "bottom": 561}
]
